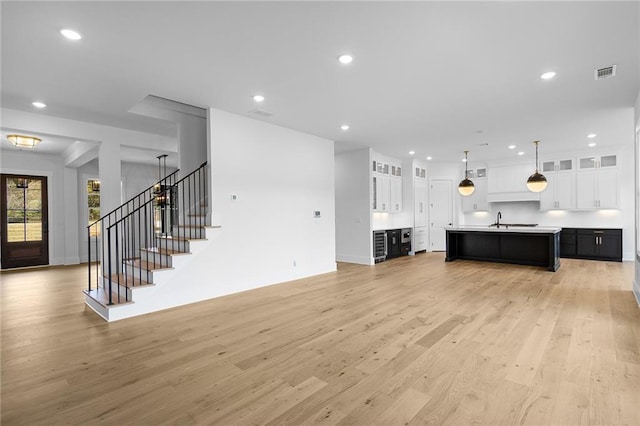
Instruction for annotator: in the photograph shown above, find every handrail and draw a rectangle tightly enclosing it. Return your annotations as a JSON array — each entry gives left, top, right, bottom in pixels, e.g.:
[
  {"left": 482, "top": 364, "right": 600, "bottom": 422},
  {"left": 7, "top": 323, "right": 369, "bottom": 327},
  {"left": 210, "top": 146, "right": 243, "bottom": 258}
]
[
  {"left": 88, "top": 169, "right": 179, "bottom": 228},
  {"left": 87, "top": 162, "right": 208, "bottom": 305}
]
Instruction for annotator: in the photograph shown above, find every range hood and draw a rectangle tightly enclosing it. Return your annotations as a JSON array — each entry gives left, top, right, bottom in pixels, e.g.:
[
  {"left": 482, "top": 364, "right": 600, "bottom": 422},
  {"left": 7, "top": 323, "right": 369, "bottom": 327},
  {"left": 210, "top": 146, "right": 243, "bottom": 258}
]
[{"left": 487, "top": 164, "right": 540, "bottom": 203}]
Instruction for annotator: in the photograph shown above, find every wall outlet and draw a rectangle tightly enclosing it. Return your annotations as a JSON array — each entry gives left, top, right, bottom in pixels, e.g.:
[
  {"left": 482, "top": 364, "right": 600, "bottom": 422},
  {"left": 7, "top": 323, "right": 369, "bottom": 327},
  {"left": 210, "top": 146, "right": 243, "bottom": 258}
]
[
  {"left": 231, "top": 194, "right": 238, "bottom": 201},
  {"left": 313, "top": 211, "right": 321, "bottom": 218}
]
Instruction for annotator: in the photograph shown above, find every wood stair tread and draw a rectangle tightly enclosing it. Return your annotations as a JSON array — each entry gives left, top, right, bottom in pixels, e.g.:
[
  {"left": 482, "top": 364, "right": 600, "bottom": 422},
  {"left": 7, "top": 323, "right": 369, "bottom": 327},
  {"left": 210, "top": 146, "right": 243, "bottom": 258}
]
[
  {"left": 140, "top": 247, "right": 189, "bottom": 256},
  {"left": 84, "top": 288, "right": 133, "bottom": 307},
  {"left": 156, "top": 235, "right": 207, "bottom": 242},
  {"left": 124, "top": 259, "right": 173, "bottom": 271},
  {"left": 107, "top": 273, "right": 153, "bottom": 287}
]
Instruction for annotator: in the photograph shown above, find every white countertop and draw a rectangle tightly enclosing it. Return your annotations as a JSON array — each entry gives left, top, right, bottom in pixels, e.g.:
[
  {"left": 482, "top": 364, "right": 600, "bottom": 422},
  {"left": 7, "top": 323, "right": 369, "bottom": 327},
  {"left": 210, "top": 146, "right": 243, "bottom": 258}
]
[{"left": 446, "top": 225, "right": 561, "bottom": 234}]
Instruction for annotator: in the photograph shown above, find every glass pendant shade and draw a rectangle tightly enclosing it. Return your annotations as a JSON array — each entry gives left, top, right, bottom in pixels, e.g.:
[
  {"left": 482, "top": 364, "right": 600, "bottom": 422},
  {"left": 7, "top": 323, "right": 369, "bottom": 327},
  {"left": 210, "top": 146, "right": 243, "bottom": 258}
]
[
  {"left": 526, "top": 172, "right": 548, "bottom": 192},
  {"left": 7, "top": 134, "right": 41, "bottom": 148},
  {"left": 527, "top": 140, "right": 547, "bottom": 193},
  {"left": 458, "top": 178, "right": 475, "bottom": 196},
  {"left": 458, "top": 150, "right": 475, "bottom": 196}
]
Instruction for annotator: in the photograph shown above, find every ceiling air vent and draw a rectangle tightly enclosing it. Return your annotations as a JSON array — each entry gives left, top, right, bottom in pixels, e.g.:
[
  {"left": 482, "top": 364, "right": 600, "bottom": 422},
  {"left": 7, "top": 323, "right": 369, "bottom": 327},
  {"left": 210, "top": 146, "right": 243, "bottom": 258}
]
[
  {"left": 594, "top": 65, "right": 616, "bottom": 80},
  {"left": 249, "top": 108, "right": 273, "bottom": 118}
]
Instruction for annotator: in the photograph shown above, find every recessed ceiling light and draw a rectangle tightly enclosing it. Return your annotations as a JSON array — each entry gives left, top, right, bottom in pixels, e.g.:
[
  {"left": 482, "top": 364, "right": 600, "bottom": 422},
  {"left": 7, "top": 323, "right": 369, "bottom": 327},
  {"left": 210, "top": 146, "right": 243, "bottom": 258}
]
[
  {"left": 340, "top": 124, "right": 349, "bottom": 131},
  {"left": 462, "top": 158, "right": 467, "bottom": 163},
  {"left": 409, "top": 151, "right": 415, "bottom": 155},
  {"left": 32, "top": 101, "right": 46, "bottom": 108},
  {"left": 337, "top": 54, "right": 353, "bottom": 65},
  {"left": 60, "top": 28, "right": 82, "bottom": 41},
  {"left": 587, "top": 133, "right": 597, "bottom": 139},
  {"left": 508, "top": 145, "right": 516, "bottom": 149},
  {"left": 517, "top": 151, "right": 525, "bottom": 156},
  {"left": 540, "top": 71, "right": 556, "bottom": 80},
  {"left": 588, "top": 142, "right": 597, "bottom": 147},
  {"left": 253, "top": 95, "right": 265, "bottom": 102},
  {"left": 426, "top": 156, "right": 432, "bottom": 160}
]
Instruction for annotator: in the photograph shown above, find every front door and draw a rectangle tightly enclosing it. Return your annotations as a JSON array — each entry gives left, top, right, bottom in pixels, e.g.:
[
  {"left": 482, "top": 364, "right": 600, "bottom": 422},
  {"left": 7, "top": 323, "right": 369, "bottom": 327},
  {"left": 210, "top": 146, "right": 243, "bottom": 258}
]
[
  {"left": 1, "top": 174, "right": 49, "bottom": 269},
  {"left": 429, "top": 179, "right": 453, "bottom": 251}
]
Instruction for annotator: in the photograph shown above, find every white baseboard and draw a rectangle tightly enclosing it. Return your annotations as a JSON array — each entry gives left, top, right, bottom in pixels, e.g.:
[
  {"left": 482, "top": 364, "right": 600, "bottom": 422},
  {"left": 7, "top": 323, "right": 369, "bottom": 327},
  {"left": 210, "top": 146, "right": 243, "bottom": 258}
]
[
  {"left": 65, "top": 257, "right": 80, "bottom": 265},
  {"left": 336, "top": 254, "right": 373, "bottom": 265}
]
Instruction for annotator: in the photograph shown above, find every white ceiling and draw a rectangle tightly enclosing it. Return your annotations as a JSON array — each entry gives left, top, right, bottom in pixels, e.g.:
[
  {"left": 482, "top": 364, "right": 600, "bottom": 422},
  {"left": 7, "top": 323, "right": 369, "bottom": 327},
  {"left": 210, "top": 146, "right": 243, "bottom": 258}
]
[{"left": 1, "top": 1, "right": 638, "bottom": 164}]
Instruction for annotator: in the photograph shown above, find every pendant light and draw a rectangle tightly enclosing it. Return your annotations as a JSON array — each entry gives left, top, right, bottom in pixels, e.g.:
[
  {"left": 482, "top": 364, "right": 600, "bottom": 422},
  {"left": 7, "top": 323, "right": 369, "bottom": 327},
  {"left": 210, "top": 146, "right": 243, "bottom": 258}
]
[
  {"left": 526, "top": 140, "right": 548, "bottom": 192},
  {"left": 458, "top": 150, "right": 475, "bottom": 196}
]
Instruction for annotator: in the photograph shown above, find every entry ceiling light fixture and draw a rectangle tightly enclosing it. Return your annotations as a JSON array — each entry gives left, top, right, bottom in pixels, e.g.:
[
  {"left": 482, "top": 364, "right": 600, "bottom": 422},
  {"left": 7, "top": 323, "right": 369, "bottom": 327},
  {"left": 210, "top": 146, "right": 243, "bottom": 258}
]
[
  {"left": 7, "top": 134, "right": 42, "bottom": 149},
  {"left": 526, "top": 140, "right": 548, "bottom": 192},
  {"left": 458, "top": 150, "right": 475, "bottom": 196}
]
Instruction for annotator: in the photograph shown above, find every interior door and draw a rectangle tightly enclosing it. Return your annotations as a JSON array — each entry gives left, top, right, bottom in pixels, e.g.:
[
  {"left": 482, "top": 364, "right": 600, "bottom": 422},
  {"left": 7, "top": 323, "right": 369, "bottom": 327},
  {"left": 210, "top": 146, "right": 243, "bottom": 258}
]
[
  {"left": 1, "top": 174, "right": 49, "bottom": 269},
  {"left": 429, "top": 179, "right": 453, "bottom": 251}
]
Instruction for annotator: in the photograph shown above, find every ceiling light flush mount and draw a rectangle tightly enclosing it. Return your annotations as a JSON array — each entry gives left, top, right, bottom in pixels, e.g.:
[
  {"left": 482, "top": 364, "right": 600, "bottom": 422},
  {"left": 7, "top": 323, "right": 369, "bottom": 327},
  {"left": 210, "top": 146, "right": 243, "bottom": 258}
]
[
  {"left": 60, "top": 28, "right": 82, "bottom": 40},
  {"left": 588, "top": 142, "right": 597, "bottom": 147},
  {"left": 340, "top": 124, "right": 349, "bottom": 131},
  {"left": 508, "top": 145, "right": 516, "bottom": 150},
  {"left": 7, "top": 134, "right": 42, "bottom": 149},
  {"left": 32, "top": 101, "right": 46, "bottom": 108},
  {"left": 426, "top": 156, "right": 432, "bottom": 161},
  {"left": 587, "top": 133, "right": 597, "bottom": 139},
  {"left": 526, "top": 140, "right": 548, "bottom": 193},
  {"left": 518, "top": 151, "right": 525, "bottom": 156},
  {"left": 458, "top": 150, "right": 475, "bottom": 196},
  {"left": 540, "top": 71, "right": 556, "bottom": 80},
  {"left": 253, "top": 94, "right": 265, "bottom": 103},
  {"left": 409, "top": 151, "right": 415, "bottom": 155},
  {"left": 337, "top": 54, "right": 353, "bottom": 65}
]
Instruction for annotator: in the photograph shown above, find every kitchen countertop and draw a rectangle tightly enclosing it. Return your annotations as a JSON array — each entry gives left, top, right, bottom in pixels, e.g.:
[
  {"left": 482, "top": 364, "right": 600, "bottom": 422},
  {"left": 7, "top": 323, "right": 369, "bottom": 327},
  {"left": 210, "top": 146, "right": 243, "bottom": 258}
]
[{"left": 446, "top": 225, "right": 561, "bottom": 234}]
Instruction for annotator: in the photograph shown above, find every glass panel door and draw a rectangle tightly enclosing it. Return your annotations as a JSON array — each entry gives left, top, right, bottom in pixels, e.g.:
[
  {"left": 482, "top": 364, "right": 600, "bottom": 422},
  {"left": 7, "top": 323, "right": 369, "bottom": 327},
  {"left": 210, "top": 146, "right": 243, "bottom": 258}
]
[{"left": 1, "top": 174, "right": 49, "bottom": 269}]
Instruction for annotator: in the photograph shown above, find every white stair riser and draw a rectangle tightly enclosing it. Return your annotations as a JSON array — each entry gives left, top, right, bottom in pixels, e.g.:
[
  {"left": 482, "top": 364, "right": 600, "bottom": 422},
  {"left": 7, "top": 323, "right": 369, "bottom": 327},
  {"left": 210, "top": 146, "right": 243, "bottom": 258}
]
[
  {"left": 172, "top": 227, "right": 206, "bottom": 239},
  {"left": 139, "top": 250, "right": 173, "bottom": 267},
  {"left": 156, "top": 238, "right": 190, "bottom": 252},
  {"left": 184, "top": 215, "right": 207, "bottom": 226},
  {"left": 124, "top": 265, "right": 154, "bottom": 283}
]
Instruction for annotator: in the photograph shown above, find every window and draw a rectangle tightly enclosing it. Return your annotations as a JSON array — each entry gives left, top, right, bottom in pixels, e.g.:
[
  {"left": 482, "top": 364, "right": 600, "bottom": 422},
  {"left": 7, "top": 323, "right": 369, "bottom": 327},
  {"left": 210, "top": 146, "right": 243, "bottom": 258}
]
[
  {"left": 6, "top": 177, "right": 43, "bottom": 242},
  {"left": 87, "top": 179, "right": 100, "bottom": 237}
]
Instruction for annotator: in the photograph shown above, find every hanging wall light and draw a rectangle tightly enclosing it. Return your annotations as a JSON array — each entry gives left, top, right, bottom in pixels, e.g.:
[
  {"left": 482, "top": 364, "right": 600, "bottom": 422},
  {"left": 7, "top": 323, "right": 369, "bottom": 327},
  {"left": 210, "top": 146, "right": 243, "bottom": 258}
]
[
  {"left": 458, "top": 150, "right": 475, "bottom": 196},
  {"left": 7, "top": 134, "right": 41, "bottom": 149},
  {"left": 526, "top": 140, "right": 548, "bottom": 192}
]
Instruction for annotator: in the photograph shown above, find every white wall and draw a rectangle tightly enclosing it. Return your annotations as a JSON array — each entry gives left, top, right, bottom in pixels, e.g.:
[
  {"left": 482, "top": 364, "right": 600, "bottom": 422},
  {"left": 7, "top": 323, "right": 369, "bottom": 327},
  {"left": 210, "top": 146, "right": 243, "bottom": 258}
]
[
  {"left": 162, "top": 108, "right": 336, "bottom": 300},
  {"left": 335, "top": 149, "right": 373, "bottom": 264},
  {"left": 0, "top": 150, "right": 79, "bottom": 266}
]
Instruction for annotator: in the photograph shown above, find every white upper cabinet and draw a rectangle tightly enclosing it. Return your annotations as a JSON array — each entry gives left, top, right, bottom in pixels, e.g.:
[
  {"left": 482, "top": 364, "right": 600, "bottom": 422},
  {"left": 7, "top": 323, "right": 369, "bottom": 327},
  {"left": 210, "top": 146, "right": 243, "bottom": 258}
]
[
  {"left": 461, "top": 178, "right": 488, "bottom": 212},
  {"left": 578, "top": 154, "right": 617, "bottom": 170},
  {"left": 539, "top": 157, "right": 576, "bottom": 210},
  {"left": 575, "top": 152, "right": 618, "bottom": 209},
  {"left": 371, "top": 152, "right": 403, "bottom": 213}
]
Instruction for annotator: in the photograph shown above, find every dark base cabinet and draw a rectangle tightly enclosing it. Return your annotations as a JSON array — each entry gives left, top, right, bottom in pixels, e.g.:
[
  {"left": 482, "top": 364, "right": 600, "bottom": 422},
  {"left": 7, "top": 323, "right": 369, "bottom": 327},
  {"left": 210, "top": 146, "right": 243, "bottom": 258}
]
[
  {"left": 560, "top": 228, "right": 622, "bottom": 262},
  {"left": 445, "top": 230, "right": 560, "bottom": 272}
]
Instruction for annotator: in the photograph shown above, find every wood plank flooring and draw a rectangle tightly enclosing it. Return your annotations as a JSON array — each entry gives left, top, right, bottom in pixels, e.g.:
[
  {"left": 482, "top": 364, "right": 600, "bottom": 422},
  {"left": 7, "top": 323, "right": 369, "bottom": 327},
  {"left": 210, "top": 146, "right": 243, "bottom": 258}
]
[{"left": 1, "top": 254, "right": 638, "bottom": 425}]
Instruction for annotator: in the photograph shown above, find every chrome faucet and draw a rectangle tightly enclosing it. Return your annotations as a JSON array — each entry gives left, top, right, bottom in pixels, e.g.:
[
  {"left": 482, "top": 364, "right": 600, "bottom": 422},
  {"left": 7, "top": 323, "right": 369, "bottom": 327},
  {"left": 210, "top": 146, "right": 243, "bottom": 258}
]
[{"left": 496, "top": 211, "right": 502, "bottom": 227}]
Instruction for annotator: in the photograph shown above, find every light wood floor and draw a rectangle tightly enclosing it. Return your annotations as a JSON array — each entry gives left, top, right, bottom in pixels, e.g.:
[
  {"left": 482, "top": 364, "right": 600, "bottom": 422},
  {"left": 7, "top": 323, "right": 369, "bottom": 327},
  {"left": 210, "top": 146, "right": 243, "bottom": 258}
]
[{"left": 1, "top": 254, "right": 638, "bottom": 425}]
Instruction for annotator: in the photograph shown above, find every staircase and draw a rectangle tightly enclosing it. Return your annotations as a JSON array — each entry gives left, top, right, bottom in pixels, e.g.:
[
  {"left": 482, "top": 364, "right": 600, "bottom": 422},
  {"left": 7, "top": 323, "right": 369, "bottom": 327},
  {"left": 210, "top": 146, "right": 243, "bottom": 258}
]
[{"left": 84, "top": 162, "right": 218, "bottom": 321}]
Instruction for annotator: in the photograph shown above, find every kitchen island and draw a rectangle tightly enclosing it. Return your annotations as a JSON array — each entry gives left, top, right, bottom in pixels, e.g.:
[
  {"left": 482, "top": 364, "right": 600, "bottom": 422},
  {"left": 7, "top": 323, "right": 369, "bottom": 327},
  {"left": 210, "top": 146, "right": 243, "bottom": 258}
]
[{"left": 445, "top": 226, "right": 561, "bottom": 271}]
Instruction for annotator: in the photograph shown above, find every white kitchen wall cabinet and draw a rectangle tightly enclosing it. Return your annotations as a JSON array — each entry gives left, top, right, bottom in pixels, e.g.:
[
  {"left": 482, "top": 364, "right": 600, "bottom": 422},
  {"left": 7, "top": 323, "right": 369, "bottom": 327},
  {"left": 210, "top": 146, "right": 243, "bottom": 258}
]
[
  {"left": 461, "top": 178, "right": 488, "bottom": 212},
  {"left": 371, "top": 153, "right": 403, "bottom": 214},
  {"left": 576, "top": 168, "right": 618, "bottom": 209},
  {"left": 577, "top": 154, "right": 617, "bottom": 170},
  {"left": 390, "top": 177, "right": 402, "bottom": 212},
  {"left": 539, "top": 158, "right": 576, "bottom": 210},
  {"left": 372, "top": 174, "right": 391, "bottom": 211}
]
